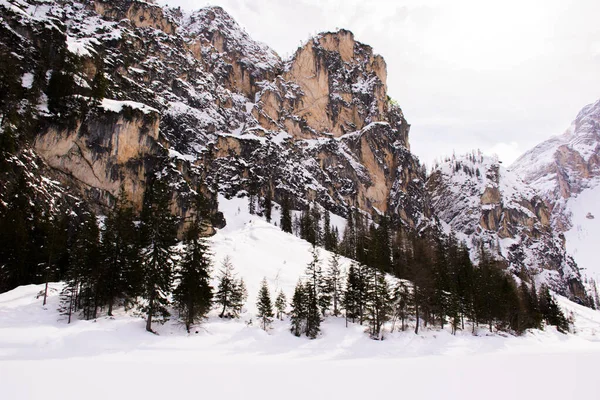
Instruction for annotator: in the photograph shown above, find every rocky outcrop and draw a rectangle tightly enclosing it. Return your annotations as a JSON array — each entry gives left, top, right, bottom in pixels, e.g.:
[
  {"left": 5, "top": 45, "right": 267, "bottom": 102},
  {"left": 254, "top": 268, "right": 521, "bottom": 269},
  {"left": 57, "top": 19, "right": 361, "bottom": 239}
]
[
  {"left": 427, "top": 153, "right": 581, "bottom": 296},
  {"left": 34, "top": 102, "right": 161, "bottom": 209},
  {"left": 512, "top": 98, "right": 600, "bottom": 231}
]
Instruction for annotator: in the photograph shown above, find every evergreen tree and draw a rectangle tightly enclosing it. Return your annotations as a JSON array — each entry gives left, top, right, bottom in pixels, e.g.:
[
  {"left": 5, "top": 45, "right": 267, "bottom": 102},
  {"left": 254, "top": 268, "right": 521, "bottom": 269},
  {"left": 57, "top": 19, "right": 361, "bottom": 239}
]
[
  {"left": 305, "top": 246, "right": 324, "bottom": 337},
  {"left": 280, "top": 195, "right": 292, "bottom": 233},
  {"left": 275, "top": 290, "right": 287, "bottom": 320},
  {"left": 341, "top": 211, "right": 356, "bottom": 259},
  {"left": 59, "top": 211, "right": 100, "bottom": 322},
  {"left": 90, "top": 57, "right": 108, "bottom": 105},
  {"left": 99, "top": 188, "right": 140, "bottom": 316},
  {"left": 289, "top": 281, "right": 307, "bottom": 337},
  {"left": 215, "top": 256, "right": 242, "bottom": 318},
  {"left": 365, "top": 267, "right": 392, "bottom": 339},
  {"left": 173, "top": 216, "right": 213, "bottom": 333},
  {"left": 325, "top": 253, "right": 343, "bottom": 316},
  {"left": 230, "top": 277, "right": 247, "bottom": 317},
  {"left": 263, "top": 191, "right": 272, "bottom": 223},
  {"left": 256, "top": 278, "right": 274, "bottom": 331},
  {"left": 538, "top": 284, "right": 569, "bottom": 333},
  {"left": 391, "top": 280, "right": 411, "bottom": 332},
  {"left": 139, "top": 175, "right": 179, "bottom": 333}
]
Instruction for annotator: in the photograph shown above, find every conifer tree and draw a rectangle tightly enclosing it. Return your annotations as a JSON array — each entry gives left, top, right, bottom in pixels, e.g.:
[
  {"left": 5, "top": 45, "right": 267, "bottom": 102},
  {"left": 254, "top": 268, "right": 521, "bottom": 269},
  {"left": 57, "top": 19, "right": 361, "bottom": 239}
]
[
  {"left": 391, "top": 280, "right": 411, "bottom": 332},
  {"left": 139, "top": 175, "right": 179, "bottom": 333},
  {"left": 289, "top": 281, "right": 307, "bottom": 337},
  {"left": 538, "top": 284, "right": 569, "bottom": 333},
  {"left": 215, "top": 256, "right": 243, "bottom": 318},
  {"left": 99, "top": 188, "right": 140, "bottom": 316},
  {"left": 365, "top": 267, "right": 392, "bottom": 339},
  {"left": 263, "top": 190, "right": 272, "bottom": 223},
  {"left": 256, "top": 278, "right": 274, "bottom": 331},
  {"left": 275, "top": 290, "right": 287, "bottom": 320},
  {"left": 173, "top": 214, "right": 213, "bottom": 333},
  {"left": 326, "top": 253, "right": 343, "bottom": 316},
  {"left": 280, "top": 195, "right": 292, "bottom": 233},
  {"left": 59, "top": 211, "right": 100, "bottom": 322},
  {"left": 305, "top": 246, "right": 324, "bottom": 337},
  {"left": 230, "top": 277, "right": 247, "bottom": 317}
]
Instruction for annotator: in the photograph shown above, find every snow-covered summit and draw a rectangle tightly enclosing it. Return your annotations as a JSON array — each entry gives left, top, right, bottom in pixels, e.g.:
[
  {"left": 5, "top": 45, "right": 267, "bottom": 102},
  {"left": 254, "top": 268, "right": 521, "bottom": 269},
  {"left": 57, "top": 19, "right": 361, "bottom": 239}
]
[{"left": 511, "top": 97, "right": 600, "bottom": 229}]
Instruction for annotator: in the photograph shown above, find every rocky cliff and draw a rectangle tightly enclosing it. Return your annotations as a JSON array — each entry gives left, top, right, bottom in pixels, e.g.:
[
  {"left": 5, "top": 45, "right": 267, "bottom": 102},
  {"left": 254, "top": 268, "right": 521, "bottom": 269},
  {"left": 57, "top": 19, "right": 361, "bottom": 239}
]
[
  {"left": 427, "top": 152, "right": 585, "bottom": 298},
  {"left": 0, "top": 0, "right": 425, "bottom": 227},
  {"left": 512, "top": 98, "right": 600, "bottom": 231},
  {"left": 511, "top": 98, "right": 600, "bottom": 300}
]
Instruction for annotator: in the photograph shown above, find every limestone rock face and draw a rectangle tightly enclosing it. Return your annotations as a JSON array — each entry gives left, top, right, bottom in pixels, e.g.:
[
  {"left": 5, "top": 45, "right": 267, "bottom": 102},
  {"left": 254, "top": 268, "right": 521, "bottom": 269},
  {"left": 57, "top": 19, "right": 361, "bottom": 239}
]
[
  {"left": 512, "top": 98, "right": 600, "bottom": 231},
  {"left": 427, "top": 153, "right": 581, "bottom": 296},
  {"left": 0, "top": 0, "right": 423, "bottom": 228},
  {"left": 34, "top": 105, "right": 161, "bottom": 209}
]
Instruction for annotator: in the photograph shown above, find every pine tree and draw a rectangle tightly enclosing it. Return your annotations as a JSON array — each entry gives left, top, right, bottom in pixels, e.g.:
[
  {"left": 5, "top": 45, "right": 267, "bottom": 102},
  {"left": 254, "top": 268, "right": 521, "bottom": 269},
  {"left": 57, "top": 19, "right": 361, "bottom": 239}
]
[
  {"left": 59, "top": 211, "right": 100, "bottom": 322},
  {"left": 230, "top": 277, "right": 247, "bottom": 317},
  {"left": 139, "top": 175, "right": 179, "bottom": 333},
  {"left": 342, "top": 262, "right": 361, "bottom": 324},
  {"left": 99, "top": 188, "right": 140, "bottom": 316},
  {"left": 538, "top": 284, "right": 569, "bottom": 333},
  {"left": 280, "top": 195, "right": 292, "bottom": 233},
  {"left": 256, "top": 278, "right": 274, "bottom": 331},
  {"left": 275, "top": 290, "right": 287, "bottom": 320},
  {"left": 326, "top": 253, "right": 343, "bottom": 316},
  {"left": 215, "top": 256, "right": 242, "bottom": 318},
  {"left": 263, "top": 191, "right": 272, "bottom": 223},
  {"left": 289, "top": 281, "right": 307, "bottom": 337},
  {"left": 391, "top": 280, "right": 411, "bottom": 332},
  {"left": 365, "top": 267, "right": 392, "bottom": 339},
  {"left": 305, "top": 245, "right": 323, "bottom": 338},
  {"left": 173, "top": 216, "right": 213, "bottom": 333}
]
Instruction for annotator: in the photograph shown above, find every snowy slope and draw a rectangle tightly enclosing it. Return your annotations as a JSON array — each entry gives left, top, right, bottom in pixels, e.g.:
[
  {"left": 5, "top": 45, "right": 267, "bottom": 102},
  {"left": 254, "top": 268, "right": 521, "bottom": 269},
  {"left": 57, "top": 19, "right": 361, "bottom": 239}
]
[
  {"left": 563, "top": 185, "right": 600, "bottom": 285},
  {"left": 1, "top": 197, "right": 600, "bottom": 399}
]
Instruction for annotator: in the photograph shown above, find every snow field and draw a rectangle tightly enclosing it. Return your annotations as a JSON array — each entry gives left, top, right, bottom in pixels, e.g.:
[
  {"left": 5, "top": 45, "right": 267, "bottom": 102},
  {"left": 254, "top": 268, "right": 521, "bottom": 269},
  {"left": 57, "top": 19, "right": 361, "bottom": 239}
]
[{"left": 1, "top": 195, "right": 600, "bottom": 399}]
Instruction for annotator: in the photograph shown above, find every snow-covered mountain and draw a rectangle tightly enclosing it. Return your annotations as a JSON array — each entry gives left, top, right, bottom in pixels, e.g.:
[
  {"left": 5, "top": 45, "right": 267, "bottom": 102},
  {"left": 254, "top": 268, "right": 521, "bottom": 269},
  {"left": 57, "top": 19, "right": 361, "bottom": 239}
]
[
  {"left": 427, "top": 152, "right": 585, "bottom": 298},
  {"left": 0, "top": 0, "right": 424, "bottom": 227},
  {"left": 0, "top": 0, "right": 593, "bottom": 300},
  {"left": 512, "top": 98, "right": 600, "bottom": 291}
]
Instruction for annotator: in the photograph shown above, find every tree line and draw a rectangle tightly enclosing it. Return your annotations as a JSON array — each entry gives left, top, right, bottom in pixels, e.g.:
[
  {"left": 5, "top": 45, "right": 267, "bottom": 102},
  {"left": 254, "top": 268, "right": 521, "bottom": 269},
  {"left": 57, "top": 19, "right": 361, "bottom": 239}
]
[{"left": 273, "top": 199, "right": 571, "bottom": 337}]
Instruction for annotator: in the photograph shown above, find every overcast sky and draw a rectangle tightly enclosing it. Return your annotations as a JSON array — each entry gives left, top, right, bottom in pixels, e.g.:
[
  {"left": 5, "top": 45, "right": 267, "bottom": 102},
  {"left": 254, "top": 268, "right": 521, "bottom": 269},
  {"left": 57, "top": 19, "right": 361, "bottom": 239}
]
[{"left": 159, "top": 0, "right": 600, "bottom": 167}]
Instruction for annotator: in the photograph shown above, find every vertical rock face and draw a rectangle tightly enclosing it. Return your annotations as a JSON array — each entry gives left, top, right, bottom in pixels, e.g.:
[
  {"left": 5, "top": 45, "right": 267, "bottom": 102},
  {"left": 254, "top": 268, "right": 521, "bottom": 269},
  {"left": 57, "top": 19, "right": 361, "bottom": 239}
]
[
  {"left": 33, "top": 103, "right": 161, "bottom": 209},
  {"left": 427, "top": 153, "right": 582, "bottom": 297},
  {"left": 0, "top": 0, "right": 423, "bottom": 228},
  {"left": 511, "top": 98, "right": 600, "bottom": 231},
  {"left": 280, "top": 30, "right": 391, "bottom": 139},
  {"left": 511, "top": 99, "right": 600, "bottom": 301}
]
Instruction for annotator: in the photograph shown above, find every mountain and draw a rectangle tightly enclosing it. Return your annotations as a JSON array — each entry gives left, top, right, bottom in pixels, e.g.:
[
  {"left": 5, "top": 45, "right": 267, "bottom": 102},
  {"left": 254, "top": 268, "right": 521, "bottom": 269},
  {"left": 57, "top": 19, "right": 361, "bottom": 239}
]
[
  {"left": 0, "top": 0, "right": 424, "bottom": 228},
  {"left": 512, "top": 98, "right": 600, "bottom": 293},
  {"left": 427, "top": 152, "right": 585, "bottom": 299},
  {"left": 0, "top": 0, "right": 591, "bottom": 301}
]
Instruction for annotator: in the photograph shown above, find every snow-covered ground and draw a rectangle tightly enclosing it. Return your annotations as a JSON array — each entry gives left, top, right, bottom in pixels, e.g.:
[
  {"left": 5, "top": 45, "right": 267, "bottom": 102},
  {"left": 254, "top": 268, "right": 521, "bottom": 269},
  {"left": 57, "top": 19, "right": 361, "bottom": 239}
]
[
  {"left": 1, "top": 195, "right": 600, "bottom": 399},
  {"left": 564, "top": 184, "right": 600, "bottom": 285}
]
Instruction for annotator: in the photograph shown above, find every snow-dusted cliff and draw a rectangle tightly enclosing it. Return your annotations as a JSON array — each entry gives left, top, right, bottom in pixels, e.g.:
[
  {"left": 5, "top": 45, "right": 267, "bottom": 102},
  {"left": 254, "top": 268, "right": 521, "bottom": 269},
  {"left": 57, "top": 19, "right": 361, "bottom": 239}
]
[
  {"left": 428, "top": 152, "right": 584, "bottom": 298},
  {"left": 512, "top": 98, "right": 600, "bottom": 294}
]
